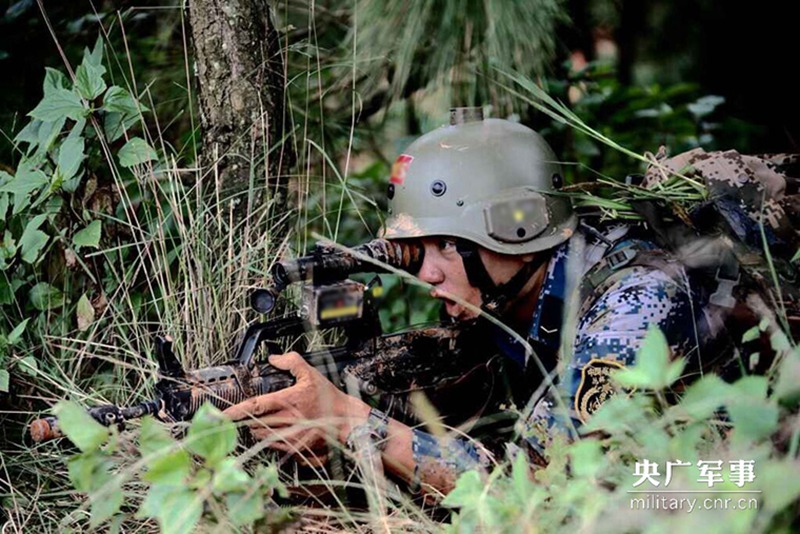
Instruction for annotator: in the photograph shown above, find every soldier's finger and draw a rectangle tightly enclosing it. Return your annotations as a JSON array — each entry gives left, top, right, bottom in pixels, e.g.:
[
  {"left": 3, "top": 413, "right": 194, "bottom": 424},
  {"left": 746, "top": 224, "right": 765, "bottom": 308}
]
[
  {"left": 268, "top": 352, "right": 312, "bottom": 379},
  {"left": 223, "top": 394, "right": 285, "bottom": 420}
]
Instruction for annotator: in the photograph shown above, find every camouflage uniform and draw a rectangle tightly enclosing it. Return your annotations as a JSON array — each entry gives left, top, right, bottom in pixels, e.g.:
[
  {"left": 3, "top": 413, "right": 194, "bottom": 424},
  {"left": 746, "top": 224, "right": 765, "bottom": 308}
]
[{"left": 409, "top": 225, "right": 721, "bottom": 483}]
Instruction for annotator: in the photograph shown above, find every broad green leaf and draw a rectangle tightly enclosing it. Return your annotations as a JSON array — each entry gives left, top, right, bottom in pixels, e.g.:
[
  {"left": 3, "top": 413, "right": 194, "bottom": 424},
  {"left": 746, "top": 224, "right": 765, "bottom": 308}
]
[
  {"left": 13, "top": 120, "right": 40, "bottom": 151},
  {"left": 186, "top": 403, "right": 237, "bottom": 465},
  {"left": 760, "top": 461, "right": 800, "bottom": 512},
  {"left": 741, "top": 326, "right": 760, "bottom": 343},
  {"left": 118, "top": 137, "right": 157, "bottom": 168},
  {"left": 137, "top": 484, "right": 202, "bottom": 534},
  {"left": 89, "top": 480, "right": 123, "bottom": 529},
  {"left": 140, "top": 415, "right": 191, "bottom": 486},
  {"left": 0, "top": 193, "right": 8, "bottom": 220},
  {"left": 226, "top": 490, "right": 264, "bottom": 526},
  {"left": 568, "top": 439, "right": 604, "bottom": 479},
  {"left": 442, "top": 470, "right": 483, "bottom": 508},
  {"left": 68, "top": 452, "right": 110, "bottom": 492},
  {"left": 43, "top": 67, "right": 68, "bottom": 96},
  {"left": 143, "top": 449, "right": 192, "bottom": 486},
  {"left": 33, "top": 115, "right": 66, "bottom": 163},
  {"left": 0, "top": 162, "right": 48, "bottom": 197},
  {"left": 676, "top": 374, "right": 731, "bottom": 420},
  {"left": 731, "top": 375, "right": 768, "bottom": 400},
  {"left": 54, "top": 401, "right": 109, "bottom": 452},
  {"left": 212, "top": 458, "right": 251, "bottom": 494},
  {"left": 7, "top": 318, "right": 29, "bottom": 345},
  {"left": 76, "top": 294, "right": 94, "bottom": 332},
  {"left": 73, "top": 220, "right": 102, "bottom": 249},
  {"left": 85, "top": 35, "right": 104, "bottom": 68},
  {"left": 28, "top": 87, "right": 85, "bottom": 122},
  {"left": 74, "top": 59, "right": 107, "bottom": 100},
  {"left": 581, "top": 393, "right": 654, "bottom": 434},
  {"left": 774, "top": 350, "right": 800, "bottom": 406},
  {"left": 103, "top": 85, "right": 144, "bottom": 115},
  {"left": 29, "top": 282, "right": 65, "bottom": 311},
  {"left": 139, "top": 416, "right": 175, "bottom": 456},
  {"left": 614, "top": 326, "right": 684, "bottom": 390},
  {"left": 792, "top": 248, "right": 800, "bottom": 263},
  {"left": 19, "top": 214, "right": 48, "bottom": 264},
  {"left": 0, "top": 369, "right": 9, "bottom": 393},
  {"left": 728, "top": 399, "right": 779, "bottom": 443},
  {"left": 57, "top": 134, "right": 85, "bottom": 182}
]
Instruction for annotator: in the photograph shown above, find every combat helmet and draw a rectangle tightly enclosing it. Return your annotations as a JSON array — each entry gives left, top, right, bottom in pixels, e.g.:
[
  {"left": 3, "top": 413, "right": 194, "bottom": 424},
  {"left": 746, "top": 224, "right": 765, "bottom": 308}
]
[{"left": 382, "top": 108, "right": 577, "bottom": 256}]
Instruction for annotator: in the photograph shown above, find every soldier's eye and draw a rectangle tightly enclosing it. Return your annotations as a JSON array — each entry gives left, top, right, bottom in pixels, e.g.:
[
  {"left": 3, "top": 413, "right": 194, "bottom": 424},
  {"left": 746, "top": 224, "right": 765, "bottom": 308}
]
[{"left": 438, "top": 238, "right": 457, "bottom": 252}]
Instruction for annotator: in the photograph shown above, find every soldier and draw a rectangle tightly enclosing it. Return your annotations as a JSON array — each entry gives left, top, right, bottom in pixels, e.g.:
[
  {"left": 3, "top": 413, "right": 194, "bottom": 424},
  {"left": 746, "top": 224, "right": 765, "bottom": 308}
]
[{"left": 224, "top": 110, "right": 723, "bottom": 494}]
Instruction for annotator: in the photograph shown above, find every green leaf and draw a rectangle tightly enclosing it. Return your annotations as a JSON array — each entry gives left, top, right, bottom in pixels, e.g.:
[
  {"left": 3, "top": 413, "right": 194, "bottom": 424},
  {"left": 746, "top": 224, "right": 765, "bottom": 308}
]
[
  {"left": 54, "top": 401, "right": 109, "bottom": 452},
  {"left": 774, "top": 350, "right": 800, "bottom": 406},
  {"left": 73, "top": 220, "right": 102, "bottom": 249},
  {"left": 43, "top": 67, "right": 69, "bottom": 96},
  {"left": 186, "top": 404, "right": 237, "bottom": 465},
  {"left": 7, "top": 318, "right": 29, "bottom": 345},
  {"left": 728, "top": 399, "right": 779, "bottom": 443},
  {"left": 140, "top": 415, "right": 192, "bottom": 486},
  {"left": 103, "top": 86, "right": 143, "bottom": 115},
  {"left": 138, "top": 484, "right": 202, "bottom": 534},
  {"left": 741, "top": 326, "right": 760, "bottom": 343},
  {"left": 76, "top": 293, "right": 94, "bottom": 332},
  {"left": 33, "top": 115, "right": 66, "bottom": 163},
  {"left": 0, "top": 162, "right": 48, "bottom": 197},
  {"left": 676, "top": 374, "right": 731, "bottom": 420},
  {"left": 85, "top": 36, "right": 104, "bottom": 69},
  {"left": 760, "top": 461, "right": 800, "bottom": 512},
  {"left": 29, "top": 282, "right": 65, "bottom": 311},
  {"left": 442, "top": 470, "right": 483, "bottom": 508},
  {"left": 57, "top": 133, "right": 85, "bottom": 182},
  {"left": 68, "top": 452, "right": 109, "bottom": 492},
  {"left": 0, "top": 369, "right": 9, "bottom": 393},
  {"left": 212, "top": 458, "right": 251, "bottom": 494},
  {"left": 0, "top": 193, "right": 8, "bottom": 221},
  {"left": 74, "top": 59, "right": 107, "bottom": 100},
  {"left": 89, "top": 480, "right": 123, "bottom": 529},
  {"left": 118, "top": 137, "right": 157, "bottom": 168},
  {"left": 14, "top": 120, "right": 40, "bottom": 151},
  {"left": 19, "top": 214, "right": 49, "bottom": 264},
  {"left": 614, "top": 326, "right": 685, "bottom": 390},
  {"left": 226, "top": 490, "right": 264, "bottom": 526},
  {"left": 28, "top": 87, "right": 85, "bottom": 122}
]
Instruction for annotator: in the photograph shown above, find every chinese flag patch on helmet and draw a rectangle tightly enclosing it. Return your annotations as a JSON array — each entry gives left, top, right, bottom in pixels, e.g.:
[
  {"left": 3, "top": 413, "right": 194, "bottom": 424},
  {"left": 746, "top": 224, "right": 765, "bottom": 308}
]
[{"left": 390, "top": 154, "right": 414, "bottom": 185}]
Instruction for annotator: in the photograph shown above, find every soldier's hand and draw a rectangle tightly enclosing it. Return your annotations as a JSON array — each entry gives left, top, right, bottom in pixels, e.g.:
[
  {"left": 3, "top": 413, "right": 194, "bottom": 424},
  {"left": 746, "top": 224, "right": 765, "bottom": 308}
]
[{"left": 223, "top": 352, "right": 354, "bottom": 460}]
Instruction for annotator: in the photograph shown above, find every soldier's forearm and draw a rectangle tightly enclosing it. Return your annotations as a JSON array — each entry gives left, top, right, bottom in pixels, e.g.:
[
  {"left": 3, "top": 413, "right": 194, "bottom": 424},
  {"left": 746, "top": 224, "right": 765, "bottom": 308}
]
[{"left": 336, "top": 396, "right": 487, "bottom": 495}]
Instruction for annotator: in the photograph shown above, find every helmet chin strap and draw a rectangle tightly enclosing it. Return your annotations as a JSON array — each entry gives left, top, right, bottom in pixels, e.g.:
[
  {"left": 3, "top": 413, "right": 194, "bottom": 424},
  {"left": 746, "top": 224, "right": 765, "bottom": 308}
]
[{"left": 455, "top": 240, "right": 547, "bottom": 316}]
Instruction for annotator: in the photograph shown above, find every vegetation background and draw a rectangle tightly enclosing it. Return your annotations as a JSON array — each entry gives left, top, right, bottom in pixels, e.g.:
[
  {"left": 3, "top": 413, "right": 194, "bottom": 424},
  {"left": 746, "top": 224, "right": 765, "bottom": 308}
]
[{"left": 1, "top": 0, "right": 799, "bottom": 532}]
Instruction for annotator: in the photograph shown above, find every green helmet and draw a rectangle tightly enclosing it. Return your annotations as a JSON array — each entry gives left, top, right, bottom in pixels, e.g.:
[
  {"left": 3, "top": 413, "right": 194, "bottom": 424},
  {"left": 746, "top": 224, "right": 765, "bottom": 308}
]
[{"left": 381, "top": 111, "right": 576, "bottom": 255}]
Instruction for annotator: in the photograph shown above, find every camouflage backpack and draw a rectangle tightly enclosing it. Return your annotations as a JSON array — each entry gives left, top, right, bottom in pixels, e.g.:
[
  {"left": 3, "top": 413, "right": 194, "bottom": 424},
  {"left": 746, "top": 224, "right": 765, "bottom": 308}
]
[{"left": 622, "top": 148, "right": 800, "bottom": 340}]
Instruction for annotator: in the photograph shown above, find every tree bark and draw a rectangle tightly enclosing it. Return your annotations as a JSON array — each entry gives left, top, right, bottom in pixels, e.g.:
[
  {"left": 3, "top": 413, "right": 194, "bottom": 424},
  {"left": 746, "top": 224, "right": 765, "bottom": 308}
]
[{"left": 188, "top": 0, "right": 293, "bottom": 228}]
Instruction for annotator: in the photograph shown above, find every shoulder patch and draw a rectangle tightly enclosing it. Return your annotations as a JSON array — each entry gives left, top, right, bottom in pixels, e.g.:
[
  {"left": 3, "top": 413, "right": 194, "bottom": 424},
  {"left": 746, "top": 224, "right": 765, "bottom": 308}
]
[{"left": 574, "top": 358, "right": 624, "bottom": 423}]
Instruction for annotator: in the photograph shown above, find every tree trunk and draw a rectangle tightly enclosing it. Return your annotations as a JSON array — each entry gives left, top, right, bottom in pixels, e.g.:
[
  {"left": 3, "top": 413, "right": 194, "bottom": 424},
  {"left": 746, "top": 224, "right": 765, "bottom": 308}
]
[{"left": 188, "top": 0, "right": 293, "bottom": 229}]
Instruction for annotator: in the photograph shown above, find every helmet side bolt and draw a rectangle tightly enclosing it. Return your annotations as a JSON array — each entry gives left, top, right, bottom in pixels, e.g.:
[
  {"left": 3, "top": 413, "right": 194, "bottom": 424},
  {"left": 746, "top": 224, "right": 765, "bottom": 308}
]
[
  {"left": 457, "top": 199, "right": 464, "bottom": 207},
  {"left": 387, "top": 183, "right": 395, "bottom": 199},
  {"left": 517, "top": 228, "right": 527, "bottom": 238},
  {"left": 431, "top": 180, "right": 447, "bottom": 197},
  {"left": 552, "top": 173, "right": 564, "bottom": 189}
]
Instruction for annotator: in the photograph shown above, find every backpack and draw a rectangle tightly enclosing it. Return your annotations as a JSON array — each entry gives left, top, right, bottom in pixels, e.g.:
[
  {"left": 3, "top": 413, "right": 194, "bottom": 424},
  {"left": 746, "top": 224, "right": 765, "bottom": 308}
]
[{"left": 582, "top": 147, "right": 800, "bottom": 346}]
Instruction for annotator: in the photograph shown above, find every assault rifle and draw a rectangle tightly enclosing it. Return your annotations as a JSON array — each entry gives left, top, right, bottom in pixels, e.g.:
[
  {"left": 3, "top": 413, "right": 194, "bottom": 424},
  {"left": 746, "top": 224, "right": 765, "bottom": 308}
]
[{"left": 30, "top": 239, "right": 496, "bottom": 443}]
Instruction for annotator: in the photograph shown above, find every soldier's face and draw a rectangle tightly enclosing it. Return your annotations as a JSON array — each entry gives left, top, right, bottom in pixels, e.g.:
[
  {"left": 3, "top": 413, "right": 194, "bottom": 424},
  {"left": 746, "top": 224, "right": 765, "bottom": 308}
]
[{"left": 416, "top": 237, "right": 528, "bottom": 321}]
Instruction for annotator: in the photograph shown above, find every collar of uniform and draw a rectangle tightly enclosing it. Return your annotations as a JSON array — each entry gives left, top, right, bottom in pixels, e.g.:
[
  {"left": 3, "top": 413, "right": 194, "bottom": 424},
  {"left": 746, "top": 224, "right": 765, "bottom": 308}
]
[
  {"left": 489, "top": 240, "right": 569, "bottom": 369},
  {"left": 528, "top": 240, "right": 570, "bottom": 350}
]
